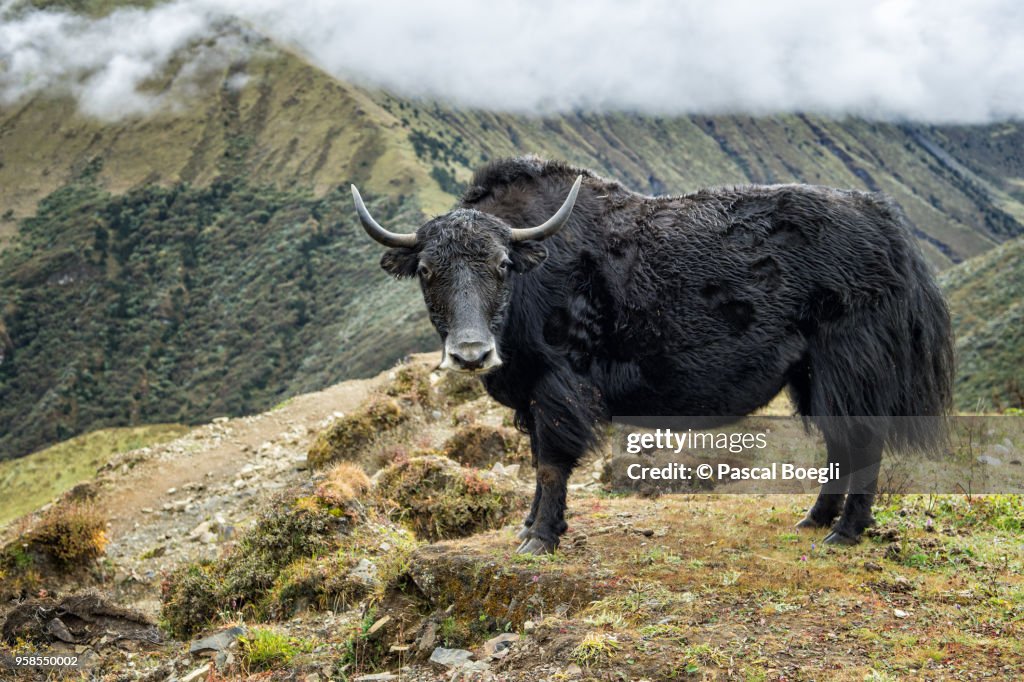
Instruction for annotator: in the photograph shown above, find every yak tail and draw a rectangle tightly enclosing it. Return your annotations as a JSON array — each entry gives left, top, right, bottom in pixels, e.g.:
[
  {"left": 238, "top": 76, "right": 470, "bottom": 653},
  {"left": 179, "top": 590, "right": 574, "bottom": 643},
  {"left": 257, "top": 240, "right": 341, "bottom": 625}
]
[{"left": 801, "top": 233, "right": 955, "bottom": 455}]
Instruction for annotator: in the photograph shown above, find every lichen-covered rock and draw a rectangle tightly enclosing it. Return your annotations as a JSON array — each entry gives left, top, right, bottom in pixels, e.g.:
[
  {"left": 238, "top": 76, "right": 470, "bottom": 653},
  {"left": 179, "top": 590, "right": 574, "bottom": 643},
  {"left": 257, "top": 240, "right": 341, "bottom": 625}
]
[
  {"left": 374, "top": 456, "right": 521, "bottom": 541},
  {"left": 307, "top": 397, "right": 409, "bottom": 469}
]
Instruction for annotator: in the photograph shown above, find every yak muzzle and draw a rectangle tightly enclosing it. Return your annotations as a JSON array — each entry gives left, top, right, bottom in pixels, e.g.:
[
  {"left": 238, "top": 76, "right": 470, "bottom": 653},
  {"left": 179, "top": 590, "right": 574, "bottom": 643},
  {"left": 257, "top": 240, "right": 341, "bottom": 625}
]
[{"left": 440, "top": 339, "right": 502, "bottom": 373}]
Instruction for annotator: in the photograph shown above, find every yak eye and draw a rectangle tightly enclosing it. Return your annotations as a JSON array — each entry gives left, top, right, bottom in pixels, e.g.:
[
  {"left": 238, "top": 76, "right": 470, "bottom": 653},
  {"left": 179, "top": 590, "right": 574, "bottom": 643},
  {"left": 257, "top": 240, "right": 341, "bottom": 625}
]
[
  {"left": 417, "top": 262, "right": 433, "bottom": 280},
  {"left": 498, "top": 257, "right": 512, "bottom": 274}
]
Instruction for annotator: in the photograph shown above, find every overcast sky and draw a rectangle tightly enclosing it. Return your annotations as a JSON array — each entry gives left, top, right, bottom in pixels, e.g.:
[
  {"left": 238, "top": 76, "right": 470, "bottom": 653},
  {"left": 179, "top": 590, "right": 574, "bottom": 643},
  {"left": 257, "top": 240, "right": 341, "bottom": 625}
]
[{"left": 1, "top": 0, "right": 1022, "bottom": 122}]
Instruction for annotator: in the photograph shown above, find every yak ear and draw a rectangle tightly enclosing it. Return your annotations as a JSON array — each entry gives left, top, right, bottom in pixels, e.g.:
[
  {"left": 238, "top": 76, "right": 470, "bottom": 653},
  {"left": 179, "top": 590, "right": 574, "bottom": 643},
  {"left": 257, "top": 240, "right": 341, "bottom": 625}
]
[
  {"left": 510, "top": 240, "right": 548, "bottom": 272},
  {"left": 380, "top": 248, "right": 419, "bottom": 279}
]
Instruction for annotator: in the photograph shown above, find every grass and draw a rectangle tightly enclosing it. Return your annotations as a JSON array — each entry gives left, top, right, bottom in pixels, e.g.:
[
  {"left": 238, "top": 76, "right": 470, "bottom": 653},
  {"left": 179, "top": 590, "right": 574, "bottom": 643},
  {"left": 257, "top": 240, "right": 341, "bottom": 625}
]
[
  {"left": 0, "top": 424, "right": 187, "bottom": 528},
  {"left": 239, "top": 627, "right": 312, "bottom": 671}
]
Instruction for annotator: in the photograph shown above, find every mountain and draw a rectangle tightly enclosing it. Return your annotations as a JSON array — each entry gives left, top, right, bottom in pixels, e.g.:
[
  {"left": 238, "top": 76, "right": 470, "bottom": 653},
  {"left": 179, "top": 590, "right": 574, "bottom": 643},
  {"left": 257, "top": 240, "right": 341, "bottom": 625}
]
[
  {"left": 941, "top": 236, "right": 1024, "bottom": 412},
  {"left": 2, "top": 34, "right": 1023, "bottom": 458}
]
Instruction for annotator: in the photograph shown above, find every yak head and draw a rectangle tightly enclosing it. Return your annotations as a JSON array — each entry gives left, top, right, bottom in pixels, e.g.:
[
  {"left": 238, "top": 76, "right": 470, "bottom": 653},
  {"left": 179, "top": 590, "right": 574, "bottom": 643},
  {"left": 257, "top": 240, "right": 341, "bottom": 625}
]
[{"left": 351, "top": 177, "right": 581, "bottom": 374}]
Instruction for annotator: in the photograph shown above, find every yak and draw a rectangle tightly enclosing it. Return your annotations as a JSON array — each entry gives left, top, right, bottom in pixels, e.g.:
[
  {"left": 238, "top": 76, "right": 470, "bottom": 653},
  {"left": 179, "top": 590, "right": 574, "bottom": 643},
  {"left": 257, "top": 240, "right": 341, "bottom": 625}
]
[{"left": 351, "top": 156, "right": 954, "bottom": 554}]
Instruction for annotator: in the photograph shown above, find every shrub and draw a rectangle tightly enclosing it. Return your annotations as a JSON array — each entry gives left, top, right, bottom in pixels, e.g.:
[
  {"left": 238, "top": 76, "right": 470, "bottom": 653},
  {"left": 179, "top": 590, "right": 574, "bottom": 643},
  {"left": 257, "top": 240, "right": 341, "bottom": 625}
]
[
  {"left": 27, "top": 501, "right": 107, "bottom": 568},
  {"left": 374, "top": 455, "right": 520, "bottom": 541},
  {"left": 160, "top": 562, "right": 220, "bottom": 639},
  {"left": 315, "top": 463, "right": 371, "bottom": 507},
  {"left": 307, "top": 397, "right": 409, "bottom": 468},
  {"left": 442, "top": 424, "right": 530, "bottom": 468}
]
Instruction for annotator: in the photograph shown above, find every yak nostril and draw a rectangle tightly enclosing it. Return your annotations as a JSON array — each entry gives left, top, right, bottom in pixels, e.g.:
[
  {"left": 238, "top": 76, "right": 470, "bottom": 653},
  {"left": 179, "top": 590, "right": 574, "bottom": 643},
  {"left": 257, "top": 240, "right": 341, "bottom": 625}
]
[{"left": 451, "top": 345, "right": 492, "bottom": 370}]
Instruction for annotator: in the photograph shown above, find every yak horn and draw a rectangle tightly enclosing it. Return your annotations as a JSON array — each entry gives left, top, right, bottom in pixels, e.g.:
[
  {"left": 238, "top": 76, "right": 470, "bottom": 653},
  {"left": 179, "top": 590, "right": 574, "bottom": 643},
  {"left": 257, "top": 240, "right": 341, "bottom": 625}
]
[
  {"left": 350, "top": 185, "right": 418, "bottom": 248},
  {"left": 510, "top": 175, "right": 583, "bottom": 242}
]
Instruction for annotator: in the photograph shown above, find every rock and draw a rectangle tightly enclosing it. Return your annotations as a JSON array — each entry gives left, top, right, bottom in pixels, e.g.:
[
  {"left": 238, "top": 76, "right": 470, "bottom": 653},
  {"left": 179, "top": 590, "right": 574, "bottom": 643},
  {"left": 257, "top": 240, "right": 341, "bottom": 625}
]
[
  {"left": 189, "top": 521, "right": 212, "bottom": 542},
  {"left": 189, "top": 625, "right": 246, "bottom": 656},
  {"left": 304, "top": 674, "right": 320, "bottom": 682},
  {"left": 863, "top": 561, "right": 883, "bottom": 572},
  {"left": 200, "top": 531, "right": 218, "bottom": 544},
  {"left": 294, "top": 455, "right": 309, "bottom": 471},
  {"left": 977, "top": 454, "right": 1002, "bottom": 466},
  {"left": 482, "top": 632, "right": 519, "bottom": 659},
  {"left": 566, "top": 663, "right": 583, "bottom": 676},
  {"left": 429, "top": 647, "right": 474, "bottom": 668},
  {"left": 353, "top": 674, "right": 399, "bottom": 681},
  {"left": 450, "top": 660, "right": 493, "bottom": 681},
  {"left": 523, "top": 620, "right": 537, "bottom": 633},
  {"left": 181, "top": 663, "right": 211, "bottom": 682},
  {"left": 416, "top": 621, "right": 438, "bottom": 654},
  {"left": 893, "top": 608, "right": 909, "bottom": 619},
  {"left": 232, "top": 479, "right": 247, "bottom": 489},
  {"left": 349, "top": 558, "right": 378, "bottom": 586}
]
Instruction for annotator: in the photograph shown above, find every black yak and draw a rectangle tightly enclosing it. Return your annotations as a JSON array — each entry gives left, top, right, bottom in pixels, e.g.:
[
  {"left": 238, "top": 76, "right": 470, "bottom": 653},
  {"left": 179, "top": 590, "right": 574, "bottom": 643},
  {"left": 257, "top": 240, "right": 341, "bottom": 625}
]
[{"left": 351, "top": 156, "right": 954, "bottom": 554}]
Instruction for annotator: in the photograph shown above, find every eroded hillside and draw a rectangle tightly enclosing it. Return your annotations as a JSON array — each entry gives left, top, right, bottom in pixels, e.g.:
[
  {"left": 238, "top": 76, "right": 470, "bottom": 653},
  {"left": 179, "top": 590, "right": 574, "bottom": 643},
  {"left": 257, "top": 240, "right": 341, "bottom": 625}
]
[{"left": 1, "top": 356, "right": 1022, "bottom": 681}]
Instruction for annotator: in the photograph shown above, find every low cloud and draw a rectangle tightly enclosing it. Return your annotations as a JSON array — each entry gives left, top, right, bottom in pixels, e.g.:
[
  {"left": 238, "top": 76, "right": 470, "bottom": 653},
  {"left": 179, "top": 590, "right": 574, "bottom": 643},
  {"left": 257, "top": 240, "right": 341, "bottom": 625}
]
[{"left": 1, "top": 0, "right": 1022, "bottom": 123}]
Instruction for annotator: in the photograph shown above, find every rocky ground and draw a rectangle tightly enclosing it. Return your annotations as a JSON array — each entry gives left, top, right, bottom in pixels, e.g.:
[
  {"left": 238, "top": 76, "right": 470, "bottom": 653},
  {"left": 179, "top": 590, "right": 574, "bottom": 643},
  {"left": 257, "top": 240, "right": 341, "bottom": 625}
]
[{"left": 1, "top": 354, "right": 1022, "bottom": 681}]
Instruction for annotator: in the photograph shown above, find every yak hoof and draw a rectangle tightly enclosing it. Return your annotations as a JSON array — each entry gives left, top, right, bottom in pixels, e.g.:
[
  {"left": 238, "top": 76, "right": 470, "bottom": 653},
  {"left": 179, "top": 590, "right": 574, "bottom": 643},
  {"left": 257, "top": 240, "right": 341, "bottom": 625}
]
[
  {"left": 795, "top": 516, "right": 831, "bottom": 529},
  {"left": 515, "top": 525, "right": 532, "bottom": 541},
  {"left": 823, "top": 530, "right": 860, "bottom": 546},
  {"left": 515, "top": 537, "right": 556, "bottom": 555}
]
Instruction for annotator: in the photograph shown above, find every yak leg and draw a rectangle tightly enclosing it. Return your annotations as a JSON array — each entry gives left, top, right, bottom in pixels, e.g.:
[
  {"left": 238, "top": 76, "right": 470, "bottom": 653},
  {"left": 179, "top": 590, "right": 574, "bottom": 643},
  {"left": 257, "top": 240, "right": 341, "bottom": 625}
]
[
  {"left": 515, "top": 375, "right": 598, "bottom": 555},
  {"left": 825, "top": 425, "right": 883, "bottom": 545},
  {"left": 515, "top": 423, "right": 542, "bottom": 541},
  {"left": 796, "top": 432, "right": 849, "bottom": 529},
  {"left": 516, "top": 460, "right": 571, "bottom": 554},
  {"left": 516, "top": 479, "right": 542, "bottom": 541}
]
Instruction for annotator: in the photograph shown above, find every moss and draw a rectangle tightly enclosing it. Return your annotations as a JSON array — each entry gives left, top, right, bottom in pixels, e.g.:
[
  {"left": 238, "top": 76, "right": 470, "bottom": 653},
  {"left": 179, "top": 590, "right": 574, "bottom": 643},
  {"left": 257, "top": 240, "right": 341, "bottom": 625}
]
[
  {"left": 436, "top": 371, "right": 486, "bottom": 405},
  {"left": 382, "top": 363, "right": 434, "bottom": 406},
  {"left": 264, "top": 515, "right": 420, "bottom": 618},
  {"left": 442, "top": 424, "right": 530, "bottom": 469},
  {"left": 160, "top": 561, "right": 221, "bottom": 639},
  {"left": 307, "top": 397, "right": 409, "bottom": 469},
  {"left": 374, "top": 455, "right": 520, "bottom": 541}
]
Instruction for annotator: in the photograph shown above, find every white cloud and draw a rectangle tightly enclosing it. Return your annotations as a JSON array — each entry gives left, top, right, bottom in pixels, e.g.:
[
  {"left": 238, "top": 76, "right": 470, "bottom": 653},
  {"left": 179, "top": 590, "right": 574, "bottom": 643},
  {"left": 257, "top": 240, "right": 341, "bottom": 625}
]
[{"left": 1, "top": 0, "right": 1022, "bottom": 123}]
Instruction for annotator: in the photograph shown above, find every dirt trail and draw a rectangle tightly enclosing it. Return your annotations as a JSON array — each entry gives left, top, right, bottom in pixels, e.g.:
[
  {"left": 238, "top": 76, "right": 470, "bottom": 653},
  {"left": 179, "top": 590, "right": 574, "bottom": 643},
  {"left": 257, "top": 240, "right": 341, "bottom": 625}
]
[{"left": 100, "top": 372, "right": 379, "bottom": 535}]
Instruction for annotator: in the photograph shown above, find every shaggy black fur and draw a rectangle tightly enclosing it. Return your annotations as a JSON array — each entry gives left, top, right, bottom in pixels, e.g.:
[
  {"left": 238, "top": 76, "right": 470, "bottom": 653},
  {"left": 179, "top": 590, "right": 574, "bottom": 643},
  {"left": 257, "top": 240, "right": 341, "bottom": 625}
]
[{"left": 377, "top": 156, "right": 954, "bottom": 552}]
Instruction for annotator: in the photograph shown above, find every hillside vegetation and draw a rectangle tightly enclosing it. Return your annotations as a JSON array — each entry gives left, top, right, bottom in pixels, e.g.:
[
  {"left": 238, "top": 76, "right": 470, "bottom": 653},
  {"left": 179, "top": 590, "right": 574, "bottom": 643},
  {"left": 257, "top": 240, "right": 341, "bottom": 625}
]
[
  {"left": 941, "top": 236, "right": 1024, "bottom": 411},
  {"left": 2, "top": 33, "right": 1024, "bottom": 458}
]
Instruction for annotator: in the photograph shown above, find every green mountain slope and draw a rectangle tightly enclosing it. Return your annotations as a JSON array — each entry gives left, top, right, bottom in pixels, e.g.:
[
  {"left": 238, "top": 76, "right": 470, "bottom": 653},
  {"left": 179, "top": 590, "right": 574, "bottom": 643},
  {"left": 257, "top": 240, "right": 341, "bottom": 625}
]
[
  {"left": 941, "top": 236, "right": 1024, "bottom": 412},
  {"left": 2, "top": 42, "right": 1023, "bottom": 459}
]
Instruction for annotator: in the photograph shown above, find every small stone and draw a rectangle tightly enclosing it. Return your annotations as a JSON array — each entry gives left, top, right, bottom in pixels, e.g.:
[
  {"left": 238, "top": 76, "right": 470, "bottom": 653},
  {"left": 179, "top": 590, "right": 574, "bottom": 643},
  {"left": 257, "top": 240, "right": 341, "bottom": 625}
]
[
  {"left": 294, "top": 456, "right": 309, "bottom": 471},
  {"left": 863, "top": 561, "right": 883, "bottom": 572},
  {"left": 189, "top": 625, "right": 246, "bottom": 656},
  {"left": 566, "top": 663, "right": 583, "bottom": 676},
  {"left": 200, "top": 531, "right": 218, "bottom": 544},
  {"left": 233, "top": 479, "right": 247, "bottom": 489},
  {"left": 429, "top": 647, "right": 474, "bottom": 668},
  {"left": 166, "top": 487, "right": 177, "bottom": 495},
  {"left": 304, "top": 674, "right": 320, "bottom": 682},
  {"left": 894, "top": 608, "right": 909, "bottom": 619},
  {"left": 349, "top": 558, "right": 378, "bottom": 586},
  {"left": 353, "top": 674, "right": 398, "bottom": 681},
  {"left": 977, "top": 454, "right": 1002, "bottom": 466},
  {"left": 482, "top": 632, "right": 519, "bottom": 659},
  {"left": 141, "top": 507, "right": 154, "bottom": 514},
  {"left": 189, "top": 522, "right": 212, "bottom": 542},
  {"left": 181, "top": 664, "right": 212, "bottom": 682},
  {"left": 523, "top": 620, "right": 537, "bottom": 633}
]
